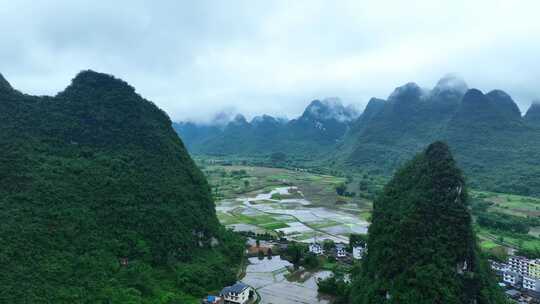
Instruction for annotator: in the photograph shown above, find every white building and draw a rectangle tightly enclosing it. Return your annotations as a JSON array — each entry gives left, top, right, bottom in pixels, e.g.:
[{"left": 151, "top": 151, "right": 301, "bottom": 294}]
[
  {"left": 508, "top": 256, "right": 529, "bottom": 276},
  {"left": 335, "top": 244, "right": 347, "bottom": 258},
  {"left": 309, "top": 242, "right": 323, "bottom": 255},
  {"left": 219, "top": 282, "right": 253, "bottom": 304},
  {"left": 353, "top": 245, "right": 365, "bottom": 260},
  {"left": 503, "top": 271, "right": 522, "bottom": 286},
  {"left": 523, "top": 276, "right": 540, "bottom": 292},
  {"left": 489, "top": 260, "right": 509, "bottom": 273}
]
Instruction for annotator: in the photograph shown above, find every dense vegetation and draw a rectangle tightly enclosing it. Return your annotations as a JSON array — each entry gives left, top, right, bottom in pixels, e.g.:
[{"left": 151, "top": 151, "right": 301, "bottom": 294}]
[
  {"left": 477, "top": 212, "right": 531, "bottom": 234},
  {"left": 343, "top": 77, "right": 540, "bottom": 197},
  {"left": 350, "top": 142, "right": 505, "bottom": 304},
  {"left": 0, "top": 71, "right": 244, "bottom": 303}
]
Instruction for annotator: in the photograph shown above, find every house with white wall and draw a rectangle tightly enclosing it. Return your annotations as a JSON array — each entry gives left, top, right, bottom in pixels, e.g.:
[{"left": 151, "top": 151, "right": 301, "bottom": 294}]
[
  {"left": 219, "top": 282, "right": 253, "bottom": 304},
  {"left": 353, "top": 245, "right": 365, "bottom": 260},
  {"left": 309, "top": 242, "right": 323, "bottom": 255},
  {"left": 335, "top": 243, "right": 347, "bottom": 258}
]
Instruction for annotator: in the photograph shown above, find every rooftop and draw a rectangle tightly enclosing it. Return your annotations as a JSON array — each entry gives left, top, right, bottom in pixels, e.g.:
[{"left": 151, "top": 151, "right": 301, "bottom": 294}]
[
  {"left": 505, "top": 289, "right": 520, "bottom": 297},
  {"left": 220, "top": 282, "right": 249, "bottom": 295}
]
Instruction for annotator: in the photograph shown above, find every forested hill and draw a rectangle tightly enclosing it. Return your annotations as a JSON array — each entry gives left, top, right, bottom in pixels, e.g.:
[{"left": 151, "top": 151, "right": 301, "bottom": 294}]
[
  {"left": 351, "top": 142, "right": 505, "bottom": 304},
  {"left": 0, "top": 70, "right": 243, "bottom": 303},
  {"left": 173, "top": 97, "right": 359, "bottom": 159},
  {"left": 343, "top": 76, "right": 540, "bottom": 196}
]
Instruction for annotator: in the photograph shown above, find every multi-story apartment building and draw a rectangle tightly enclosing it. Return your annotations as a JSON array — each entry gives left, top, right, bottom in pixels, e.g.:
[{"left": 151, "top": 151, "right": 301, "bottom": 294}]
[
  {"left": 503, "top": 271, "right": 522, "bottom": 286},
  {"left": 509, "top": 256, "right": 529, "bottom": 276},
  {"left": 528, "top": 259, "right": 540, "bottom": 279},
  {"left": 523, "top": 276, "right": 540, "bottom": 292},
  {"left": 502, "top": 256, "right": 540, "bottom": 292},
  {"left": 489, "top": 260, "right": 509, "bottom": 273}
]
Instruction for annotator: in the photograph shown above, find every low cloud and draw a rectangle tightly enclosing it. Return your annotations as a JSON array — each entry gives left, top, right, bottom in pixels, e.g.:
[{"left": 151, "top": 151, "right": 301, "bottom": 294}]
[{"left": 1, "top": 0, "right": 539, "bottom": 121}]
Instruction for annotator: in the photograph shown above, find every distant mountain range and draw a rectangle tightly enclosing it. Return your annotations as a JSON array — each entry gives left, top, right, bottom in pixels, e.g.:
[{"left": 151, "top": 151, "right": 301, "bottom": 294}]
[
  {"left": 342, "top": 75, "right": 540, "bottom": 195},
  {"left": 174, "top": 75, "right": 540, "bottom": 196},
  {"left": 173, "top": 97, "right": 359, "bottom": 159}
]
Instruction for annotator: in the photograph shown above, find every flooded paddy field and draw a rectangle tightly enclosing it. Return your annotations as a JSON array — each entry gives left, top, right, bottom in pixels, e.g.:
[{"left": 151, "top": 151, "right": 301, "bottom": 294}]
[
  {"left": 217, "top": 186, "right": 369, "bottom": 243},
  {"left": 241, "top": 256, "right": 332, "bottom": 304}
]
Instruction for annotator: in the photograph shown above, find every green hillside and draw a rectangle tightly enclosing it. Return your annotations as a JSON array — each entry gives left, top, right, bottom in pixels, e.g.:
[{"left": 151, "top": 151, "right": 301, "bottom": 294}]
[
  {"left": 343, "top": 79, "right": 540, "bottom": 197},
  {"left": 351, "top": 142, "right": 505, "bottom": 304},
  {"left": 0, "top": 71, "right": 243, "bottom": 303}
]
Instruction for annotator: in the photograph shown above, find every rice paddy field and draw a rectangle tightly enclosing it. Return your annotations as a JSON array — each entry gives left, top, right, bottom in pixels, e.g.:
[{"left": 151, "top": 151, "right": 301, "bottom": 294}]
[
  {"left": 471, "top": 190, "right": 540, "bottom": 255},
  {"left": 202, "top": 164, "right": 540, "bottom": 254},
  {"left": 203, "top": 165, "right": 371, "bottom": 243}
]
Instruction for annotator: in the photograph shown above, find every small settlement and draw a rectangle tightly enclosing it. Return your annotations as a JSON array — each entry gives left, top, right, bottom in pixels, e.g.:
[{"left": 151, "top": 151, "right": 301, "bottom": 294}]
[
  {"left": 307, "top": 240, "right": 367, "bottom": 261},
  {"left": 490, "top": 255, "right": 540, "bottom": 303},
  {"left": 202, "top": 236, "right": 367, "bottom": 303}
]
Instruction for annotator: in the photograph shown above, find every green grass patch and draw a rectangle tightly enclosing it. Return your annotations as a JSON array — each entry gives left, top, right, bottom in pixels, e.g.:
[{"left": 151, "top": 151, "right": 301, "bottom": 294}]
[
  {"left": 309, "top": 220, "right": 340, "bottom": 229},
  {"left": 260, "top": 222, "right": 289, "bottom": 230},
  {"left": 480, "top": 240, "right": 498, "bottom": 250},
  {"left": 216, "top": 212, "right": 239, "bottom": 225},
  {"left": 359, "top": 211, "right": 372, "bottom": 221}
]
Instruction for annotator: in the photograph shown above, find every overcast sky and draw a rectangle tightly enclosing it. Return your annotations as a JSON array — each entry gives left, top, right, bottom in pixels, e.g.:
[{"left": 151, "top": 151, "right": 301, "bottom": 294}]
[{"left": 1, "top": 0, "right": 539, "bottom": 122}]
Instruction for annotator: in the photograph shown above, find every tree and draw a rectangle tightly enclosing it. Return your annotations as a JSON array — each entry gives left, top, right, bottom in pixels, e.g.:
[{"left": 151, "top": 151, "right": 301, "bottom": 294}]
[
  {"left": 270, "top": 152, "right": 287, "bottom": 164},
  {"left": 349, "top": 234, "right": 367, "bottom": 248},
  {"left": 335, "top": 183, "right": 346, "bottom": 196},
  {"left": 358, "top": 180, "right": 369, "bottom": 192},
  {"left": 304, "top": 254, "right": 320, "bottom": 269},
  {"left": 323, "top": 240, "right": 335, "bottom": 252},
  {"left": 286, "top": 243, "right": 305, "bottom": 269}
]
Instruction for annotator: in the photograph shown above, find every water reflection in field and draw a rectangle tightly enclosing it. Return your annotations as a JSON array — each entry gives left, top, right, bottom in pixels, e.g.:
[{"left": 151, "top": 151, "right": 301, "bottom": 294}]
[{"left": 241, "top": 256, "right": 333, "bottom": 304}]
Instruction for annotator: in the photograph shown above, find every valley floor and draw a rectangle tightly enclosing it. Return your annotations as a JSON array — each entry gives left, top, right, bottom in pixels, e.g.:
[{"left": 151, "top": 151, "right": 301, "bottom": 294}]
[{"left": 202, "top": 164, "right": 540, "bottom": 258}]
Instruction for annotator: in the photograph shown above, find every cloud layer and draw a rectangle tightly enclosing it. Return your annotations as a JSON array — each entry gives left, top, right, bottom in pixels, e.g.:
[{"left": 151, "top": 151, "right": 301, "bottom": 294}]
[{"left": 1, "top": 0, "right": 539, "bottom": 121}]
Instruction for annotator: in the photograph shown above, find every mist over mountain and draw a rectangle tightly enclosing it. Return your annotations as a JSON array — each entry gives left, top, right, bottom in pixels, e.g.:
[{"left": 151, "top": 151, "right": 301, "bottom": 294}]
[
  {"left": 173, "top": 97, "right": 358, "bottom": 158},
  {"left": 176, "top": 75, "right": 540, "bottom": 196},
  {"left": 300, "top": 98, "right": 359, "bottom": 122},
  {"left": 345, "top": 76, "right": 540, "bottom": 196}
]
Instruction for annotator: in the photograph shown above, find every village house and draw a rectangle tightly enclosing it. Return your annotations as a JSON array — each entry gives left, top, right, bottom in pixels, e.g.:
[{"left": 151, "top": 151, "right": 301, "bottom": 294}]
[
  {"left": 219, "top": 282, "right": 253, "bottom": 304},
  {"left": 335, "top": 243, "right": 347, "bottom": 258},
  {"left": 353, "top": 245, "right": 365, "bottom": 260},
  {"left": 309, "top": 242, "right": 323, "bottom": 255}
]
